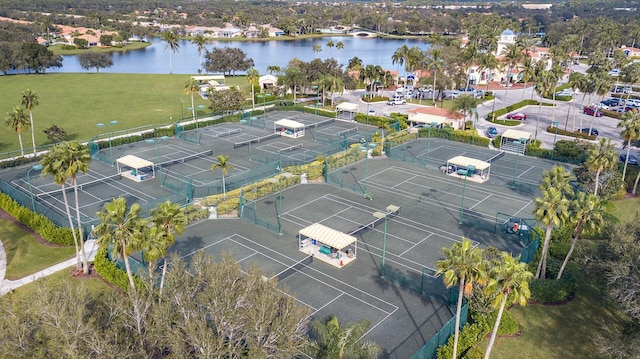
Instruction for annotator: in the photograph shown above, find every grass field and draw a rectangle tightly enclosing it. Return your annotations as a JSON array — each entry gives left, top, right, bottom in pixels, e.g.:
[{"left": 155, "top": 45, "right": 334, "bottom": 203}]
[
  {"left": 48, "top": 41, "right": 151, "bottom": 55},
  {"left": 0, "top": 73, "right": 247, "bottom": 154},
  {"left": 1, "top": 219, "right": 76, "bottom": 279}
]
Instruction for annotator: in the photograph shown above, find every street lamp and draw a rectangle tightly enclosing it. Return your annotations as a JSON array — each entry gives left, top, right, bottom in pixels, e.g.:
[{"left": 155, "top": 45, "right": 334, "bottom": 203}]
[
  {"left": 240, "top": 117, "right": 255, "bottom": 160},
  {"left": 96, "top": 120, "right": 118, "bottom": 165},
  {"left": 551, "top": 121, "right": 559, "bottom": 160},
  {"left": 179, "top": 98, "right": 185, "bottom": 120},
  {"left": 145, "top": 136, "right": 169, "bottom": 170},
  {"left": 257, "top": 93, "right": 271, "bottom": 112},
  {"left": 27, "top": 164, "right": 43, "bottom": 211},
  {"left": 373, "top": 208, "right": 393, "bottom": 278},
  {"left": 458, "top": 168, "right": 469, "bottom": 225},
  {"left": 187, "top": 104, "right": 205, "bottom": 129},
  {"left": 512, "top": 139, "right": 524, "bottom": 185},
  {"left": 366, "top": 101, "right": 370, "bottom": 124}
]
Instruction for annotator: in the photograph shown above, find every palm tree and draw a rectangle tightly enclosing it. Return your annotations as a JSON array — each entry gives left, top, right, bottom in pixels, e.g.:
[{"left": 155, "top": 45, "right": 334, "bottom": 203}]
[
  {"left": 425, "top": 47, "right": 444, "bottom": 104},
  {"left": 566, "top": 72, "right": 587, "bottom": 131},
  {"left": 483, "top": 253, "right": 533, "bottom": 359},
  {"left": 519, "top": 57, "right": 537, "bottom": 100},
  {"left": 161, "top": 30, "right": 180, "bottom": 74},
  {"left": 501, "top": 42, "right": 524, "bottom": 89},
  {"left": 534, "top": 187, "right": 569, "bottom": 279},
  {"left": 325, "top": 39, "right": 334, "bottom": 58},
  {"left": 586, "top": 138, "right": 617, "bottom": 196},
  {"left": 247, "top": 67, "right": 259, "bottom": 110},
  {"left": 95, "top": 197, "right": 146, "bottom": 290},
  {"left": 533, "top": 70, "right": 555, "bottom": 140},
  {"left": 451, "top": 95, "right": 480, "bottom": 129},
  {"left": 150, "top": 200, "right": 187, "bottom": 297},
  {"left": 392, "top": 45, "right": 409, "bottom": 85},
  {"left": 548, "top": 63, "right": 564, "bottom": 130},
  {"left": 212, "top": 155, "right": 234, "bottom": 198},
  {"left": 462, "top": 42, "right": 479, "bottom": 91},
  {"left": 335, "top": 41, "right": 344, "bottom": 64},
  {"left": 312, "top": 43, "right": 322, "bottom": 58},
  {"left": 20, "top": 89, "right": 39, "bottom": 155},
  {"left": 310, "top": 315, "right": 380, "bottom": 359},
  {"left": 539, "top": 165, "right": 574, "bottom": 199},
  {"left": 283, "top": 66, "right": 303, "bottom": 102},
  {"left": 184, "top": 78, "right": 200, "bottom": 121},
  {"left": 619, "top": 110, "right": 640, "bottom": 182},
  {"left": 557, "top": 192, "right": 604, "bottom": 279},
  {"left": 476, "top": 52, "right": 500, "bottom": 114},
  {"left": 347, "top": 56, "right": 362, "bottom": 72},
  {"left": 621, "top": 62, "right": 640, "bottom": 103},
  {"left": 60, "top": 141, "right": 92, "bottom": 274},
  {"left": 39, "top": 144, "right": 81, "bottom": 271},
  {"left": 5, "top": 106, "right": 29, "bottom": 156},
  {"left": 436, "top": 238, "right": 486, "bottom": 359},
  {"left": 327, "top": 75, "right": 344, "bottom": 106},
  {"left": 266, "top": 65, "right": 281, "bottom": 75},
  {"left": 190, "top": 34, "right": 207, "bottom": 72}
]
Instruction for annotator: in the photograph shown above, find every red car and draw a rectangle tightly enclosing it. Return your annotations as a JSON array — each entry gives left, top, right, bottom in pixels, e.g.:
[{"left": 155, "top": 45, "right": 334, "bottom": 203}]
[
  {"left": 583, "top": 106, "right": 603, "bottom": 117},
  {"left": 506, "top": 112, "right": 527, "bottom": 120}
]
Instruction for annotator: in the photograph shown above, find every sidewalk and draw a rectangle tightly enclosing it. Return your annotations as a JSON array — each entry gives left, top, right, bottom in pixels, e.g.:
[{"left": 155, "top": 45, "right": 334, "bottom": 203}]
[{"left": 0, "top": 240, "right": 99, "bottom": 296}]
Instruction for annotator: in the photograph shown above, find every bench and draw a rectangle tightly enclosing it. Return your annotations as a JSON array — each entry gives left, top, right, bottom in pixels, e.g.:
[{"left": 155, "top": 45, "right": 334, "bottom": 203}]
[{"left": 319, "top": 246, "right": 331, "bottom": 255}]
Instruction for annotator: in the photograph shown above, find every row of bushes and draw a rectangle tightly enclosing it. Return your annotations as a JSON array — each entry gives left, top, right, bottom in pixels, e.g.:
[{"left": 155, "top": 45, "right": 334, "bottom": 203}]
[
  {"left": 486, "top": 99, "right": 553, "bottom": 123},
  {"left": 93, "top": 247, "right": 137, "bottom": 292},
  {"left": 418, "top": 127, "right": 491, "bottom": 147},
  {"left": 0, "top": 192, "right": 74, "bottom": 246},
  {"left": 545, "top": 125, "right": 596, "bottom": 140}
]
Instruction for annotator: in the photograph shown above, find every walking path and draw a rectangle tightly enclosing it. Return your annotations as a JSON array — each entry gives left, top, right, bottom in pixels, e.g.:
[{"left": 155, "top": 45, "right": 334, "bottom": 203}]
[{"left": 0, "top": 240, "right": 99, "bottom": 296}]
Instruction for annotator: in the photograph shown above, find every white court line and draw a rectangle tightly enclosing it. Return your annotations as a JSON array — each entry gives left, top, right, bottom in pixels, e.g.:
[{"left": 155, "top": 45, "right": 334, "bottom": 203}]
[
  {"left": 517, "top": 165, "right": 536, "bottom": 179},
  {"left": 235, "top": 251, "right": 258, "bottom": 264},
  {"left": 399, "top": 233, "right": 434, "bottom": 256},
  {"left": 469, "top": 194, "right": 492, "bottom": 210},
  {"left": 311, "top": 293, "right": 344, "bottom": 315},
  {"left": 512, "top": 199, "right": 534, "bottom": 217}
]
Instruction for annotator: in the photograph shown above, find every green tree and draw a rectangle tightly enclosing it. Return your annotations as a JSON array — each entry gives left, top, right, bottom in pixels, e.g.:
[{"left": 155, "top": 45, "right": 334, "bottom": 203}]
[
  {"left": 533, "top": 69, "right": 555, "bottom": 140},
  {"left": 336, "top": 41, "right": 344, "bottom": 64},
  {"left": 520, "top": 57, "right": 537, "bottom": 100},
  {"left": 326, "top": 39, "right": 334, "bottom": 58},
  {"left": 309, "top": 315, "right": 380, "bottom": 359},
  {"left": 436, "top": 238, "right": 486, "bottom": 359},
  {"left": 191, "top": 33, "right": 207, "bottom": 72},
  {"left": 149, "top": 200, "right": 187, "bottom": 297},
  {"left": 450, "top": 94, "right": 480, "bottom": 129},
  {"left": 207, "top": 87, "right": 245, "bottom": 114},
  {"left": 211, "top": 155, "right": 234, "bottom": 198},
  {"left": 539, "top": 165, "right": 574, "bottom": 199},
  {"left": 247, "top": 67, "right": 259, "bottom": 110},
  {"left": 566, "top": 71, "right": 588, "bottom": 131},
  {"left": 425, "top": 47, "right": 445, "bottom": 104},
  {"left": 266, "top": 65, "right": 281, "bottom": 75},
  {"left": 534, "top": 187, "right": 569, "bottom": 279},
  {"left": 586, "top": 138, "right": 618, "bottom": 196},
  {"left": 283, "top": 66, "right": 303, "bottom": 102},
  {"left": 20, "top": 88, "right": 39, "bottom": 155},
  {"left": 618, "top": 110, "right": 640, "bottom": 182},
  {"left": 95, "top": 197, "right": 146, "bottom": 289},
  {"left": 161, "top": 30, "right": 180, "bottom": 74},
  {"left": 557, "top": 192, "right": 605, "bottom": 279},
  {"left": 77, "top": 52, "right": 113, "bottom": 73},
  {"left": 313, "top": 43, "right": 322, "bottom": 58},
  {"left": 347, "top": 56, "right": 362, "bottom": 72},
  {"left": 483, "top": 253, "right": 533, "bottom": 359},
  {"left": 184, "top": 78, "right": 200, "bottom": 121},
  {"left": 5, "top": 106, "right": 29, "bottom": 156}
]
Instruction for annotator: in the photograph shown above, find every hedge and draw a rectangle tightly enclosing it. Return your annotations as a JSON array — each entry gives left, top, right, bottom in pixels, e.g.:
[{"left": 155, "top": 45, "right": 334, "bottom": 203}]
[
  {"left": 418, "top": 127, "right": 490, "bottom": 147},
  {"left": 93, "top": 246, "right": 144, "bottom": 292},
  {"left": 436, "top": 323, "right": 486, "bottom": 359},
  {"left": 0, "top": 192, "right": 74, "bottom": 246},
  {"left": 545, "top": 125, "right": 596, "bottom": 140},
  {"left": 529, "top": 259, "right": 576, "bottom": 303}
]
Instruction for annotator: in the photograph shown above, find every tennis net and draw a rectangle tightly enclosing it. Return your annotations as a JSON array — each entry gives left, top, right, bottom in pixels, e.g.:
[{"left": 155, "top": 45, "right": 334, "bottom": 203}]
[
  {"left": 487, "top": 151, "right": 506, "bottom": 163},
  {"left": 233, "top": 133, "right": 280, "bottom": 149},
  {"left": 34, "top": 173, "right": 122, "bottom": 199},
  {"left": 214, "top": 128, "right": 242, "bottom": 138},
  {"left": 278, "top": 143, "right": 304, "bottom": 153},
  {"left": 273, "top": 255, "right": 313, "bottom": 281},
  {"left": 337, "top": 127, "right": 358, "bottom": 137},
  {"left": 160, "top": 149, "right": 213, "bottom": 167}
]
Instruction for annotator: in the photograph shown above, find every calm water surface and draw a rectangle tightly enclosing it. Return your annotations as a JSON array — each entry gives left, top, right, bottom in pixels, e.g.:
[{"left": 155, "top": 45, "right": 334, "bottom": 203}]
[{"left": 51, "top": 36, "right": 431, "bottom": 75}]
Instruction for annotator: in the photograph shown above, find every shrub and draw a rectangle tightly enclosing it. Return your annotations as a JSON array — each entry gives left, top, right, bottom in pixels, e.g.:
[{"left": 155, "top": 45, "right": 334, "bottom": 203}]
[
  {"left": 419, "top": 127, "right": 490, "bottom": 147},
  {"left": 529, "top": 259, "right": 576, "bottom": 303},
  {"left": 93, "top": 247, "right": 139, "bottom": 292},
  {"left": 545, "top": 126, "right": 596, "bottom": 140},
  {"left": 436, "top": 323, "right": 487, "bottom": 359},
  {"left": 486, "top": 99, "right": 552, "bottom": 124},
  {"left": 549, "top": 226, "right": 573, "bottom": 260}
]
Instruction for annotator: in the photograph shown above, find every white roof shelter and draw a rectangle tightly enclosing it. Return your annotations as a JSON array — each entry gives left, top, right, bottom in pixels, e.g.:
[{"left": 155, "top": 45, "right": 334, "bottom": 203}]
[
  {"left": 336, "top": 102, "right": 359, "bottom": 113},
  {"left": 299, "top": 223, "right": 357, "bottom": 250},
  {"left": 445, "top": 155, "right": 491, "bottom": 182},
  {"left": 116, "top": 155, "right": 155, "bottom": 182},
  {"left": 116, "top": 155, "right": 153, "bottom": 169},
  {"left": 275, "top": 118, "right": 305, "bottom": 129},
  {"left": 502, "top": 129, "right": 531, "bottom": 141},
  {"left": 447, "top": 155, "right": 490, "bottom": 171},
  {"left": 274, "top": 118, "right": 305, "bottom": 138},
  {"left": 500, "top": 129, "right": 530, "bottom": 155}
]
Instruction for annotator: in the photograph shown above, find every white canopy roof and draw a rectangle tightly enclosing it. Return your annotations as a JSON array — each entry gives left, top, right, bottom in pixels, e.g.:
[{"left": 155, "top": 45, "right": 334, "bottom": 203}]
[
  {"left": 502, "top": 129, "right": 531, "bottom": 141},
  {"left": 116, "top": 155, "right": 154, "bottom": 169},
  {"left": 409, "top": 113, "right": 447, "bottom": 125},
  {"left": 448, "top": 155, "right": 490, "bottom": 171},
  {"left": 336, "top": 102, "right": 359, "bottom": 112},
  {"left": 299, "top": 223, "right": 357, "bottom": 250},
  {"left": 275, "top": 118, "right": 305, "bottom": 129}
]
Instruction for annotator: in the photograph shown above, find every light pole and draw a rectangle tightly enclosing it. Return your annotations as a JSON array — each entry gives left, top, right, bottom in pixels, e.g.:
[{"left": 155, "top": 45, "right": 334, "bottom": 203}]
[
  {"left": 97, "top": 120, "right": 118, "bottom": 165},
  {"left": 269, "top": 172, "right": 293, "bottom": 235},
  {"left": 512, "top": 140, "right": 523, "bottom": 185},
  {"left": 27, "top": 164, "right": 43, "bottom": 211},
  {"left": 551, "top": 121, "right": 559, "bottom": 160},
  {"left": 366, "top": 101, "right": 370, "bottom": 124},
  {"left": 240, "top": 117, "right": 254, "bottom": 160},
  {"left": 187, "top": 105, "right": 205, "bottom": 129},
  {"left": 359, "top": 141, "right": 375, "bottom": 200},
  {"left": 145, "top": 136, "right": 169, "bottom": 169},
  {"left": 458, "top": 168, "right": 468, "bottom": 225},
  {"left": 179, "top": 98, "right": 185, "bottom": 120},
  {"left": 257, "top": 93, "right": 271, "bottom": 113}
]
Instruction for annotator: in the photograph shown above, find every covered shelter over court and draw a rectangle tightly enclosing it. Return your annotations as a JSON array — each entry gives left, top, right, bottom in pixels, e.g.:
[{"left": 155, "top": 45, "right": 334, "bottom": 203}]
[
  {"left": 116, "top": 155, "right": 155, "bottom": 182},
  {"left": 298, "top": 223, "right": 357, "bottom": 268},
  {"left": 274, "top": 118, "right": 305, "bottom": 138}
]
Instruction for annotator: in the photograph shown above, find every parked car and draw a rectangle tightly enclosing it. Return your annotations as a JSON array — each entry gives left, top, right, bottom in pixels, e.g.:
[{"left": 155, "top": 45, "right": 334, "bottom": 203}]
[
  {"left": 580, "top": 128, "right": 599, "bottom": 136},
  {"left": 473, "top": 90, "right": 485, "bottom": 98},
  {"left": 620, "top": 153, "right": 639, "bottom": 165},
  {"left": 446, "top": 90, "right": 461, "bottom": 99},
  {"left": 556, "top": 89, "right": 573, "bottom": 97},
  {"left": 486, "top": 127, "right": 499, "bottom": 138},
  {"left": 583, "top": 106, "right": 603, "bottom": 117},
  {"left": 615, "top": 106, "right": 638, "bottom": 113},
  {"left": 626, "top": 98, "right": 640, "bottom": 107},
  {"left": 368, "top": 109, "right": 376, "bottom": 116},
  {"left": 601, "top": 98, "right": 624, "bottom": 107},
  {"left": 609, "top": 69, "right": 620, "bottom": 76},
  {"left": 506, "top": 112, "right": 527, "bottom": 120},
  {"left": 613, "top": 86, "right": 632, "bottom": 94},
  {"left": 387, "top": 98, "right": 406, "bottom": 106},
  {"left": 459, "top": 87, "right": 475, "bottom": 93}
]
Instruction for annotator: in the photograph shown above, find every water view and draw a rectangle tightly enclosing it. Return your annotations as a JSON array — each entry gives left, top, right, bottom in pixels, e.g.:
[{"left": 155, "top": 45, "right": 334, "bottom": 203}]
[{"left": 51, "top": 36, "right": 431, "bottom": 75}]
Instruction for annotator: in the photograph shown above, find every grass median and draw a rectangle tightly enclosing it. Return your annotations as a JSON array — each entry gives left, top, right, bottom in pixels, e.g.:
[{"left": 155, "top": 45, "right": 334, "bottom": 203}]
[{"left": 0, "top": 73, "right": 247, "bottom": 154}]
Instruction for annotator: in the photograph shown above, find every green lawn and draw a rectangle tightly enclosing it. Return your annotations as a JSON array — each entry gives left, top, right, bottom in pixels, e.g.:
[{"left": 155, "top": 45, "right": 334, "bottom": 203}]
[
  {"left": 611, "top": 196, "right": 640, "bottom": 224},
  {"left": 0, "top": 73, "right": 248, "bottom": 155},
  {"left": 48, "top": 41, "right": 151, "bottom": 55},
  {"left": 1, "top": 219, "right": 76, "bottom": 279}
]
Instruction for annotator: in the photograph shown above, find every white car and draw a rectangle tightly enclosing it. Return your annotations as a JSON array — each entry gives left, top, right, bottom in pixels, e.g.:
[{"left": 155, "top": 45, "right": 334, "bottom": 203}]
[
  {"left": 387, "top": 98, "right": 406, "bottom": 106},
  {"left": 555, "top": 89, "right": 573, "bottom": 97}
]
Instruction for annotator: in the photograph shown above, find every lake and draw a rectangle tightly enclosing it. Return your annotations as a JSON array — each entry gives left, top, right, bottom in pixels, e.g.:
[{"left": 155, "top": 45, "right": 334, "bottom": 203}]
[{"left": 51, "top": 36, "right": 431, "bottom": 75}]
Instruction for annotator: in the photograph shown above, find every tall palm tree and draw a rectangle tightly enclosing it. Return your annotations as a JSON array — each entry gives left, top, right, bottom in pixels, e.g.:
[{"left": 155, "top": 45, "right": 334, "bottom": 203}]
[
  {"left": 451, "top": 95, "right": 480, "bottom": 129},
  {"left": 548, "top": 63, "right": 564, "bottom": 130},
  {"left": 557, "top": 192, "right": 604, "bottom": 279},
  {"left": 392, "top": 45, "right": 409, "bottom": 85},
  {"left": 436, "top": 238, "right": 486, "bottom": 359},
  {"left": 61, "top": 141, "right": 92, "bottom": 274},
  {"left": 161, "top": 30, "right": 180, "bottom": 74},
  {"left": 347, "top": 56, "right": 362, "bottom": 72},
  {"left": 283, "top": 66, "right": 303, "bottom": 102},
  {"left": 212, "top": 155, "right": 234, "bottom": 198},
  {"left": 586, "top": 138, "right": 617, "bottom": 196},
  {"left": 95, "top": 197, "right": 146, "bottom": 290},
  {"left": 150, "top": 200, "right": 187, "bottom": 296},
  {"left": 266, "top": 65, "right": 281, "bottom": 75},
  {"left": 621, "top": 62, "right": 640, "bottom": 103},
  {"left": 40, "top": 144, "right": 81, "bottom": 271},
  {"left": 335, "top": 41, "right": 344, "bottom": 64},
  {"left": 20, "top": 89, "right": 39, "bottom": 155},
  {"left": 190, "top": 34, "right": 207, "bottom": 72},
  {"left": 533, "top": 70, "right": 555, "bottom": 140},
  {"left": 539, "top": 165, "right": 574, "bottom": 199},
  {"left": 483, "top": 253, "right": 533, "bottom": 359},
  {"left": 619, "top": 110, "right": 640, "bottom": 182},
  {"left": 519, "top": 57, "right": 537, "bottom": 100},
  {"left": 566, "top": 72, "right": 587, "bottom": 131},
  {"left": 476, "top": 52, "right": 500, "bottom": 114},
  {"left": 425, "top": 47, "right": 444, "bottom": 104},
  {"left": 462, "top": 42, "right": 479, "bottom": 91},
  {"left": 327, "top": 75, "right": 344, "bottom": 106},
  {"left": 501, "top": 42, "right": 524, "bottom": 89},
  {"left": 4, "top": 106, "right": 29, "bottom": 156},
  {"left": 247, "top": 67, "right": 259, "bottom": 110},
  {"left": 310, "top": 315, "right": 380, "bottom": 359},
  {"left": 312, "top": 43, "right": 322, "bottom": 58},
  {"left": 325, "top": 39, "right": 334, "bottom": 58},
  {"left": 534, "top": 187, "right": 569, "bottom": 279},
  {"left": 184, "top": 78, "right": 200, "bottom": 121}
]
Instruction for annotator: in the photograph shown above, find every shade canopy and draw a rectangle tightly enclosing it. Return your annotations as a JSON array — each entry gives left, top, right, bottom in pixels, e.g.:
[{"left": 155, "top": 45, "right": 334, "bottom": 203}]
[
  {"left": 116, "top": 155, "right": 154, "bottom": 169},
  {"left": 447, "top": 155, "right": 490, "bottom": 171},
  {"left": 299, "top": 223, "right": 357, "bottom": 250},
  {"left": 336, "top": 102, "right": 359, "bottom": 112},
  {"left": 274, "top": 118, "right": 305, "bottom": 129},
  {"left": 502, "top": 129, "right": 531, "bottom": 141}
]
